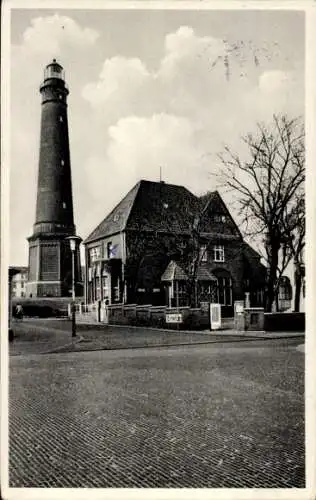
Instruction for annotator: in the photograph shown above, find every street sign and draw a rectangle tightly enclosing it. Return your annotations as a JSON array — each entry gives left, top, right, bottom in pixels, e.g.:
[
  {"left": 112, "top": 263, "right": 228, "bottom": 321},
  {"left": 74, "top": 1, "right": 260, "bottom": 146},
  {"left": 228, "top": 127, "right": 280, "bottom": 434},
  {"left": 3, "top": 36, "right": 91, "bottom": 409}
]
[{"left": 166, "top": 313, "right": 183, "bottom": 323}]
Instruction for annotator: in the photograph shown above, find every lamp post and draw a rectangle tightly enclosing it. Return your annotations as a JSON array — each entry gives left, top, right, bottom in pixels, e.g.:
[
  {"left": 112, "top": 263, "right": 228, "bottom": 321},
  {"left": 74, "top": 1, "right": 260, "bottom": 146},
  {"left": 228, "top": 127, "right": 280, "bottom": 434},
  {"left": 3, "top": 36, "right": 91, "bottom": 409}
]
[{"left": 66, "top": 235, "right": 82, "bottom": 337}]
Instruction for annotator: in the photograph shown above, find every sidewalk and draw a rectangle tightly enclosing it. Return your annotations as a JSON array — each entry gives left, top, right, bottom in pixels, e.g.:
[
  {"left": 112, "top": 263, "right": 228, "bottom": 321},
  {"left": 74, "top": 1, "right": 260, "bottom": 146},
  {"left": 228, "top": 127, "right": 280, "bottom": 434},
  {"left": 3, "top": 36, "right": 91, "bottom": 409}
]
[
  {"left": 10, "top": 318, "right": 304, "bottom": 356},
  {"left": 51, "top": 324, "right": 304, "bottom": 354},
  {"left": 75, "top": 316, "right": 304, "bottom": 339}
]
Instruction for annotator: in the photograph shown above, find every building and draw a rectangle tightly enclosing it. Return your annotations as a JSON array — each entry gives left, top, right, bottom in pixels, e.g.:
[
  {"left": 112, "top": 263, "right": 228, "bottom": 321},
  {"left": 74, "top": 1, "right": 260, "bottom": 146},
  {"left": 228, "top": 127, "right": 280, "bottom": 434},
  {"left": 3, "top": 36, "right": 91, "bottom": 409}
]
[
  {"left": 26, "top": 60, "right": 81, "bottom": 298},
  {"left": 11, "top": 266, "right": 28, "bottom": 298},
  {"left": 84, "top": 180, "right": 266, "bottom": 316}
]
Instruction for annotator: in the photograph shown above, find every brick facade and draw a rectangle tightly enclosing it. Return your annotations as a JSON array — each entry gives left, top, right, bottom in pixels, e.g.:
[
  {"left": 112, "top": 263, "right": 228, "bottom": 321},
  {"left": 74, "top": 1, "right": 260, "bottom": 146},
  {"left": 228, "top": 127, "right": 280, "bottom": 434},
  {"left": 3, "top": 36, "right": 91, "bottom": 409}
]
[
  {"left": 26, "top": 60, "right": 81, "bottom": 298},
  {"left": 84, "top": 180, "right": 266, "bottom": 312}
]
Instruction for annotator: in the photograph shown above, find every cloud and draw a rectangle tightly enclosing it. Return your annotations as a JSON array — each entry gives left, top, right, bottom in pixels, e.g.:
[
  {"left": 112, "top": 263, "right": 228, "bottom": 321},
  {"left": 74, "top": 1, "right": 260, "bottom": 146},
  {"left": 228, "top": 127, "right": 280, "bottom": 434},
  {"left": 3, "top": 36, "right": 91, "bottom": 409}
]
[
  {"left": 259, "top": 70, "right": 293, "bottom": 93},
  {"left": 18, "top": 14, "right": 99, "bottom": 58},
  {"left": 82, "top": 25, "right": 303, "bottom": 127},
  {"left": 107, "top": 113, "right": 205, "bottom": 187},
  {"left": 82, "top": 56, "right": 149, "bottom": 107},
  {"left": 77, "top": 25, "right": 303, "bottom": 239}
]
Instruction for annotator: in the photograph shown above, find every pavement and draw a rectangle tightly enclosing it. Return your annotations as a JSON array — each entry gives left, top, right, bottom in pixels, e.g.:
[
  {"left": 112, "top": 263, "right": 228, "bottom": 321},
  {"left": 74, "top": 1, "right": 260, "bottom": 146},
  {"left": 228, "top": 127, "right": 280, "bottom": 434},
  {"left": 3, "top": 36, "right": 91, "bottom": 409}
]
[
  {"left": 9, "top": 318, "right": 305, "bottom": 356},
  {"left": 9, "top": 338, "right": 305, "bottom": 488}
]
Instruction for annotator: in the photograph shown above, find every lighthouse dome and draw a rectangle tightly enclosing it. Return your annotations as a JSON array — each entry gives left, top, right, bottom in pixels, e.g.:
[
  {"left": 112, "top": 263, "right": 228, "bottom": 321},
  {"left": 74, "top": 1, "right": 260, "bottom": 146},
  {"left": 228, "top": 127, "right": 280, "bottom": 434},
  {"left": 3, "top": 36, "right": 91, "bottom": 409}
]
[{"left": 44, "top": 59, "right": 65, "bottom": 81}]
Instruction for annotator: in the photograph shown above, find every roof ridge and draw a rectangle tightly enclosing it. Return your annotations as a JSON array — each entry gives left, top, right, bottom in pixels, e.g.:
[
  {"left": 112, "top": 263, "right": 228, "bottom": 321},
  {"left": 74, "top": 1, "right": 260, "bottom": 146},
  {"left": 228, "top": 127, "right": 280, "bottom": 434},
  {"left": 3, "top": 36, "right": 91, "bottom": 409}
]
[{"left": 139, "top": 178, "right": 196, "bottom": 195}]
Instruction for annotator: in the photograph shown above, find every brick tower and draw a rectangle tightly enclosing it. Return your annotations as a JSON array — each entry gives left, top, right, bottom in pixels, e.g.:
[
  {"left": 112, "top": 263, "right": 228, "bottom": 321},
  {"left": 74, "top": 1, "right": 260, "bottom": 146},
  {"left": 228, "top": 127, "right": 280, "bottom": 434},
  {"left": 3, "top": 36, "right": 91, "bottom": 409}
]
[{"left": 27, "top": 60, "right": 81, "bottom": 297}]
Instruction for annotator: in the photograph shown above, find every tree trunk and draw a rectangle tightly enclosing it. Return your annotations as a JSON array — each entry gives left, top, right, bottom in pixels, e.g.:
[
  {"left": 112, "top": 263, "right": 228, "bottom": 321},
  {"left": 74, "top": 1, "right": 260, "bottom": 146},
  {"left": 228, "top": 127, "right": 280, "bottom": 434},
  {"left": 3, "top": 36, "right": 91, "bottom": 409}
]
[
  {"left": 275, "top": 290, "right": 279, "bottom": 312},
  {"left": 294, "top": 267, "right": 302, "bottom": 313},
  {"left": 265, "top": 243, "right": 279, "bottom": 312}
]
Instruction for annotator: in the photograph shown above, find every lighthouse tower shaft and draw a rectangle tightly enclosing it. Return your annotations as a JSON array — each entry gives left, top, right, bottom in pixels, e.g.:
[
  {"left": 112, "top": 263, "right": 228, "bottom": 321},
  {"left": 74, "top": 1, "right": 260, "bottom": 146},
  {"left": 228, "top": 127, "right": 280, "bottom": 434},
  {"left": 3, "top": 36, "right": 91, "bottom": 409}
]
[{"left": 27, "top": 60, "right": 81, "bottom": 298}]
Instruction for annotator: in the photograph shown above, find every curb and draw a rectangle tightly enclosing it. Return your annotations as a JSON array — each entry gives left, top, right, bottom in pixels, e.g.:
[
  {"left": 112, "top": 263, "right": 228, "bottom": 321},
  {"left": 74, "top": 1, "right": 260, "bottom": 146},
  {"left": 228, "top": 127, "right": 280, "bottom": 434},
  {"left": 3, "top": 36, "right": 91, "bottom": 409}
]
[
  {"left": 44, "top": 334, "right": 305, "bottom": 355},
  {"left": 75, "top": 321, "right": 305, "bottom": 338},
  {"left": 41, "top": 334, "right": 84, "bottom": 355}
]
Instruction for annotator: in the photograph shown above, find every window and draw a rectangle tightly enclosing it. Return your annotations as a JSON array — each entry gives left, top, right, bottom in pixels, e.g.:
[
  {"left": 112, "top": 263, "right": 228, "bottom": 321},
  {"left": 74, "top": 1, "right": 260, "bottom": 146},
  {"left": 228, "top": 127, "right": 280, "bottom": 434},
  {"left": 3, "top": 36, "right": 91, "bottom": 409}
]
[
  {"left": 113, "top": 278, "right": 120, "bottom": 302},
  {"left": 199, "top": 244, "right": 208, "bottom": 262},
  {"left": 107, "top": 242, "right": 112, "bottom": 259},
  {"left": 59, "top": 116, "right": 63, "bottom": 122},
  {"left": 89, "top": 246, "right": 101, "bottom": 263},
  {"left": 215, "top": 276, "right": 232, "bottom": 306},
  {"left": 102, "top": 279, "right": 109, "bottom": 300},
  {"left": 214, "top": 214, "right": 226, "bottom": 223},
  {"left": 107, "top": 242, "right": 119, "bottom": 259},
  {"left": 61, "top": 159, "right": 64, "bottom": 166},
  {"left": 214, "top": 245, "right": 225, "bottom": 262},
  {"left": 62, "top": 202, "right": 67, "bottom": 209}
]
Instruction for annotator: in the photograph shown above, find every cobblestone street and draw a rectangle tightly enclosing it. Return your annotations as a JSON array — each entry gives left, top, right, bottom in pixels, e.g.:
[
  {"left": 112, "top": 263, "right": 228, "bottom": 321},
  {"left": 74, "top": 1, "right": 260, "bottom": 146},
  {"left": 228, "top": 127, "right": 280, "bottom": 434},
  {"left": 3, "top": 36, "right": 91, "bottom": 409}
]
[{"left": 9, "top": 335, "right": 305, "bottom": 488}]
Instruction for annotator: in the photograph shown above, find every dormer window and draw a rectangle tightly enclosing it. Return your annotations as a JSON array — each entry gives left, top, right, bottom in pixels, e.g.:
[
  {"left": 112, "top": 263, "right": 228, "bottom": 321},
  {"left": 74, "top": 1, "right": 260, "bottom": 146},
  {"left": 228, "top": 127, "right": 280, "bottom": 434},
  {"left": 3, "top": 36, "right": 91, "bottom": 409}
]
[{"left": 214, "top": 214, "right": 226, "bottom": 223}]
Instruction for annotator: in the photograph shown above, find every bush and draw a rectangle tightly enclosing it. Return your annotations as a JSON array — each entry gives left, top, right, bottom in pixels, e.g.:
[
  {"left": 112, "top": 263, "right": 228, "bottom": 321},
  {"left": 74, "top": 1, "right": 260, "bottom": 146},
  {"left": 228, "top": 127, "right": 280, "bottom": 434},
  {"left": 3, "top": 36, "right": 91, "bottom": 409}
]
[{"left": 12, "top": 298, "right": 69, "bottom": 318}]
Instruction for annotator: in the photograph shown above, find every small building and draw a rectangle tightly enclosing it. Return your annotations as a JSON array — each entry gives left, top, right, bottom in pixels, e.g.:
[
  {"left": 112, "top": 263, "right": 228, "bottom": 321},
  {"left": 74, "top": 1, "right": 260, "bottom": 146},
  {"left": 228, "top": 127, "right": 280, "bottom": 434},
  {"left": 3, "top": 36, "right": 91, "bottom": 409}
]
[
  {"left": 83, "top": 180, "right": 266, "bottom": 316},
  {"left": 11, "top": 266, "right": 28, "bottom": 298}
]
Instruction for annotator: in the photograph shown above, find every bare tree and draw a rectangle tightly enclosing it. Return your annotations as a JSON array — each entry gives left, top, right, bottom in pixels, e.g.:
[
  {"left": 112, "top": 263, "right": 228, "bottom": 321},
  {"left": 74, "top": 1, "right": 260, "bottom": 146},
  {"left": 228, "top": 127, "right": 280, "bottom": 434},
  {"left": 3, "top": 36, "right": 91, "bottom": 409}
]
[
  {"left": 281, "top": 193, "right": 305, "bottom": 311},
  {"left": 218, "top": 114, "right": 305, "bottom": 312}
]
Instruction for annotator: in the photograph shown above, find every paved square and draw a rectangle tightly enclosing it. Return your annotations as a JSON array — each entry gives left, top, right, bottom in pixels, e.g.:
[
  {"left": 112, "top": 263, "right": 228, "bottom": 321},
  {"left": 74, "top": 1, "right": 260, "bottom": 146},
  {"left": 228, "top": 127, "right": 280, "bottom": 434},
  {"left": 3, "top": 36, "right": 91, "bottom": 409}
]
[{"left": 9, "top": 339, "right": 304, "bottom": 488}]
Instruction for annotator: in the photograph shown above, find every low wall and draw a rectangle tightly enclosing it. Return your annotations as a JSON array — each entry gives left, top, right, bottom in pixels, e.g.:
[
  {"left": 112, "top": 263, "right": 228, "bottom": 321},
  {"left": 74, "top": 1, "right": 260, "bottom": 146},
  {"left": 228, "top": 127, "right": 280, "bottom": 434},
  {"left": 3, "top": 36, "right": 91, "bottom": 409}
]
[
  {"left": 107, "top": 303, "right": 211, "bottom": 330},
  {"left": 107, "top": 306, "right": 305, "bottom": 332},
  {"left": 264, "top": 312, "right": 305, "bottom": 332}
]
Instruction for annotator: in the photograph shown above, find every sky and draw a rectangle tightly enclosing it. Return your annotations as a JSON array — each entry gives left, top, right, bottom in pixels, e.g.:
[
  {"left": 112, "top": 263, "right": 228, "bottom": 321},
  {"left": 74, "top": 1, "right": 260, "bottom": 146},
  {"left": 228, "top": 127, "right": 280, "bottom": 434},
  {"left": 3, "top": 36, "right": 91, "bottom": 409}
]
[{"left": 9, "top": 7, "right": 304, "bottom": 266}]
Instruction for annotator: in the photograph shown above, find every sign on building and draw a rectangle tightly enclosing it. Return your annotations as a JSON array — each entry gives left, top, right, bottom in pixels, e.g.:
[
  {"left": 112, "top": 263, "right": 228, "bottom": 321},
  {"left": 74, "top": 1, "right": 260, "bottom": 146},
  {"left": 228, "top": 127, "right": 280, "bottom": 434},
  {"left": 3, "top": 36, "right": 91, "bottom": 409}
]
[{"left": 166, "top": 313, "right": 183, "bottom": 323}]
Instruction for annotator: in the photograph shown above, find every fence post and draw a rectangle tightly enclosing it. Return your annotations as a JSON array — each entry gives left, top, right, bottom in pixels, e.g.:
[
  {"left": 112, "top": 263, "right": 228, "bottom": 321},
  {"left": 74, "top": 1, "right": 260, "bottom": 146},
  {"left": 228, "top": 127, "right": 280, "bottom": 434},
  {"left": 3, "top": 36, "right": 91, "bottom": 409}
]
[{"left": 97, "top": 300, "right": 101, "bottom": 322}]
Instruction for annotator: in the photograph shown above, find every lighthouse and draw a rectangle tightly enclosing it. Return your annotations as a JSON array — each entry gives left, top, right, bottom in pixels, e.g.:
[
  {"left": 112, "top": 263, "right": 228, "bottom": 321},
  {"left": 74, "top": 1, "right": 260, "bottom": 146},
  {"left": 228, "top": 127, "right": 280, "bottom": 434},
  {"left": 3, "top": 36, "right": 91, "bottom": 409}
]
[{"left": 27, "top": 60, "right": 81, "bottom": 297}]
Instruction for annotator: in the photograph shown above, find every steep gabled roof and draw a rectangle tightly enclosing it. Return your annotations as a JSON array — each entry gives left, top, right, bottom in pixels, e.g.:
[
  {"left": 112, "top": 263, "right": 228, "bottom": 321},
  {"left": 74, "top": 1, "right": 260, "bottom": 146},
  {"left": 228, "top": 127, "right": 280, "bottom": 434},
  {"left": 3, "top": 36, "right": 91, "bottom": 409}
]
[
  {"left": 243, "top": 241, "right": 264, "bottom": 264},
  {"left": 242, "top": 242, "right": 266, "bottom": 283},
  {"left": 198, "top": 191, "right": 242, "bottom": 239},
  {"left": 126, "top": 180, "right": 198, "bottom": 233},
  {"left": 84, "top": 180, "right": 243, "bottom": 245},
  {"left": 84, "top": 181, "right": 141, "bottom": 244},
  {"left": 161, "top": 260, "right": 188, "bottom": 281}
]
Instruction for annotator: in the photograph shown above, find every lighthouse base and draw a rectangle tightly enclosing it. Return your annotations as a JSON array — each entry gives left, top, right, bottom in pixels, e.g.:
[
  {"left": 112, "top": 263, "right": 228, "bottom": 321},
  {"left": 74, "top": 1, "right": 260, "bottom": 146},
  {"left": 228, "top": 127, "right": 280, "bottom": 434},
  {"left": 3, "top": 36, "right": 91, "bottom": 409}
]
[
  {"left": 26, "top": 281, "right": 64, "bottom": 298},
  {"left": 26, "top": 235, "right": 82, "bottom": 298}
]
